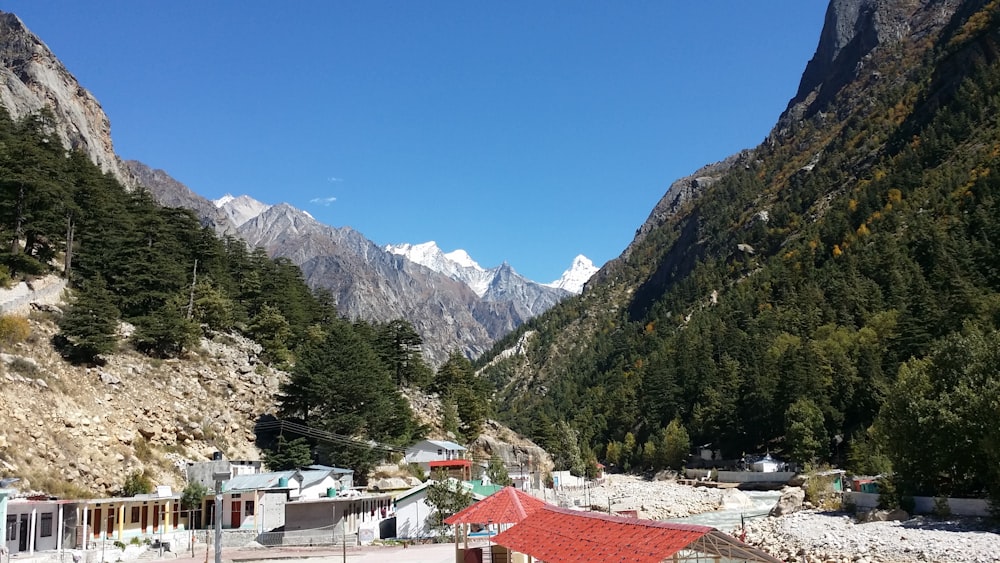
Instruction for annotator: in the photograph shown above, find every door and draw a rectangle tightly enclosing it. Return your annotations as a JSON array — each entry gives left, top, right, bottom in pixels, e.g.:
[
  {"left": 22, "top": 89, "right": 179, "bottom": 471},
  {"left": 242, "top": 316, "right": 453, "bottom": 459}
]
[
  {"left": 230, "top": 501, "right": 241, "bottom": 529},
  {"left": 18, "top": 515, "right": 28, "bottom": 552},
  {"left": 5, "top": 515, "right": 15, "bottom": 553},
  {"left": 93, "top": 509, "right": 102, "bottom": 538},
  {"left": 152, "top": 505, "right": 160, "bottom": 532},
  {"left": 107, "top": 509, "right": 116, "bottom": 540},
  {"left": 140, "top": 506, "right": 148, "bottom": 532}
]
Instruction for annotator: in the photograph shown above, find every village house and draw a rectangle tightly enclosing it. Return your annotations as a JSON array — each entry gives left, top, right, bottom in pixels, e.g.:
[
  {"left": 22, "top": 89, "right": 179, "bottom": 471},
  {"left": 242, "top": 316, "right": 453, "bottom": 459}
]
[
  {"left": 211, "top": 466, "right": 355, "bottom": 532},
  {"left": 283, "top": 492, "right": 395, "bottom": 544},
  {"left": 2, "top": 487, "right": 193, "bottom": 557},
  {"left": 403, "top": 440, "right": 471, "bottom": 480}
]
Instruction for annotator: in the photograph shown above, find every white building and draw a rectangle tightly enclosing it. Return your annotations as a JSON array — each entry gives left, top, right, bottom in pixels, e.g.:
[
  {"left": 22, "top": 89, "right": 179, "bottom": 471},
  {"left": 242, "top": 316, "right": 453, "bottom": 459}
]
[
  {"left": 392, "top": 478, "right": 493, "bottom": 539},
  {"left": 403, "top": 440, "right": 470, "bottom": 479}
]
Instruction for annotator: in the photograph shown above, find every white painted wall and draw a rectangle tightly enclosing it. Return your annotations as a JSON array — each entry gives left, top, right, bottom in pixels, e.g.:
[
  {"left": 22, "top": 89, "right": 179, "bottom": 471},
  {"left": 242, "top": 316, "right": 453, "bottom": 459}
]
[{"left": 394, "top": 492, "right": 433, "bottom": 539}]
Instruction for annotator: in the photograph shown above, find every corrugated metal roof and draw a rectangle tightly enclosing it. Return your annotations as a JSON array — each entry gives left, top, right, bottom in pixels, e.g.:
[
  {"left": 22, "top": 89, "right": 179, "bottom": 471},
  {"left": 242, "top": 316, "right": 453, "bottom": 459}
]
[
  {"left": 491, "top": 506, "right": 782, "bottom": 563},
  {"left": 299, "top": 470, "right": 335, "bottom": 488},
  {"left": 465, "top": 479, "right": 504, "bottom": 498},
  {"left": 425, "top": 439, "right": 466, "bottom": 450},
  {"left": 225, "top": 471, "right": 296, "bottom": 491},
  {"left": 444, "top": 487, "right": 548, "bottom": 525},
  {"left": 304, "top": 464, "right": 353, "bottom": 474}
]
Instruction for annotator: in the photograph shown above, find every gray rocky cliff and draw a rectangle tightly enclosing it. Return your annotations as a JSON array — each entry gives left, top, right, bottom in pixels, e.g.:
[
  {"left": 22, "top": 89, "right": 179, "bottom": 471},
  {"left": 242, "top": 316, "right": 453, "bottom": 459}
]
[
  {"left": 0, "top": 12, "right": 136, "bottom": 188},
  {"left": 784, "top": 0, "right": 971, "bottom": 122},
  {"left": 236, "top": 204, "right": 524, "bottom": 365}
]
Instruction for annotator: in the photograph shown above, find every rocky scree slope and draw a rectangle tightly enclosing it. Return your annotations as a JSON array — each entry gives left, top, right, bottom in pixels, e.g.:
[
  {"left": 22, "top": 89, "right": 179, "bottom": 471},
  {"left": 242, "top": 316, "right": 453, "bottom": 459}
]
[{"left": 0, "top": 311, "right": 284, "bottom": 496}]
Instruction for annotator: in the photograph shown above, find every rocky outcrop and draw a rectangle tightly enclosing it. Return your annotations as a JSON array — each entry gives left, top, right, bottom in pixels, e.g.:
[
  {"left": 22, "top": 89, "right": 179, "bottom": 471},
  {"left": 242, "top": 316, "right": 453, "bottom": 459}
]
[
  {"left": 0, "top": 12, "right": 136, "bottom": 188},
  {"left": 784, "top": 0, "right": 969, "bottom": 121},
  {"left": 469, "top": 420, "right": 553, "bottom": 473}
]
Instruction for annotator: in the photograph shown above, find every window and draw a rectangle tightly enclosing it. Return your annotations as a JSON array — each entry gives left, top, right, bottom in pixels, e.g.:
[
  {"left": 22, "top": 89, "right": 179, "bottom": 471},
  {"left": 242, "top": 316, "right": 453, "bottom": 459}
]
[
  {"left": 40, "top": 513, "right": 53, "bottom": 537},
  {"left": 245, "top": 501, "right": 254, "bottom": 516},
  {"left": 5, "top": 516, "right": 15, "bottom": 539},
  {"left": 131, "top": 507, "right": 140, "bottom": 523}
]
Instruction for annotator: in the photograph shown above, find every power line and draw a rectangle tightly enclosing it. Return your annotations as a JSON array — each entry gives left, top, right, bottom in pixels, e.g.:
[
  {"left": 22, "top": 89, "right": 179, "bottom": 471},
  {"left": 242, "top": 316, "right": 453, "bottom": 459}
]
[{"left": 254, "top": 419, "right": 406, "bottom": 454}]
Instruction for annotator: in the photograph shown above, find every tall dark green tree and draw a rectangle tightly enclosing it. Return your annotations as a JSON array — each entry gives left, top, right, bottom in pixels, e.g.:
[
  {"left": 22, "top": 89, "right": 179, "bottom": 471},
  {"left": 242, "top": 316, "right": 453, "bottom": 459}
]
[
  {"left": 276, "top": 320, "right": 420, "bottom": 481},
  {"left": 57, "top": 276, "right": 120, "bottom": 363}
]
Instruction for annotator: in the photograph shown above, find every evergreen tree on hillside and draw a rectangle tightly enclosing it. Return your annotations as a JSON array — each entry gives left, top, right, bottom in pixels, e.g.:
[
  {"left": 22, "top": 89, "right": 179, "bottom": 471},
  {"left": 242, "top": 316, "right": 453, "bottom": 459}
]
[
  {"left": 275, "top": 319, "right": 420, "bottom": 481},
  {"left": 57, "top": 276, "right": 120, "bottom": 363}
]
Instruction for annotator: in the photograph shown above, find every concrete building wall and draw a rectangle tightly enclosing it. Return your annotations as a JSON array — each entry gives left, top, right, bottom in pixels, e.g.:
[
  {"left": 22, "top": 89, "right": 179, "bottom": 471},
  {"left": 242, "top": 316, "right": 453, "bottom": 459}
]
[
  {"left": 394, "top": 494, "right": 433, "bottom": 539},
  {"left": 259, "top": 492, "right": 286, "bottom": 532},
  {"left": 845, "top": 492, "right": 990, "bottom": 517}
]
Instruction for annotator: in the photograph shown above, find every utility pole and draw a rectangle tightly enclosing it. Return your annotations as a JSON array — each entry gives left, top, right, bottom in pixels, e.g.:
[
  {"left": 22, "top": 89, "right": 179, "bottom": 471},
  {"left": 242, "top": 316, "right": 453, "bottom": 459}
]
[{"left": 212, "top": 472, "right": 228, "bottom": 563}]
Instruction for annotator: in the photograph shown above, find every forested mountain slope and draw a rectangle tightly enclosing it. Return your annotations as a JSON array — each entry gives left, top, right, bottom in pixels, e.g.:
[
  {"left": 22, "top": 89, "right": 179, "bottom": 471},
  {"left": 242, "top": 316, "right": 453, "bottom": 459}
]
[{"left": 479, "top": 0, "right": 1000, "bottom": 502}]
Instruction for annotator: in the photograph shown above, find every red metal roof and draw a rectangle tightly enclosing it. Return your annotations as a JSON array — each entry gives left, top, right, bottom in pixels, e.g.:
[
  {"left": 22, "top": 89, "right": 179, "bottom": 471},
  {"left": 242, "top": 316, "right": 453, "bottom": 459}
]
[
  {"left": 444, "top": 486, "right": 548, "bottom": 526},
  {"left": 491, "top": 506, "right": 782, "bottom": 563}
]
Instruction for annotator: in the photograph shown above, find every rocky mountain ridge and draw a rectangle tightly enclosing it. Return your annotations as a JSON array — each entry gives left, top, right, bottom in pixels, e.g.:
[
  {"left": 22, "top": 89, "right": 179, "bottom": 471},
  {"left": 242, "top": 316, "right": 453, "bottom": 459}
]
[
  {"left": 386, "top": 241, "right": 596, "bottom": 296},
  {"left": 127, "top": 161, "right": 576, "bottom": 364}
]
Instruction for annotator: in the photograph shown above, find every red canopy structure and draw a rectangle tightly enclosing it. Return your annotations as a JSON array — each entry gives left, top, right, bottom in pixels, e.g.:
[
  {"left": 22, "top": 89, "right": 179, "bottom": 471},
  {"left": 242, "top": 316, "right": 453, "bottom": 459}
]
[
  {"left": 444, "top": 486, "right": 547, "bottom": 526},
  {"left": 491, "top": 505, "right": 782, "bottom": 563}
]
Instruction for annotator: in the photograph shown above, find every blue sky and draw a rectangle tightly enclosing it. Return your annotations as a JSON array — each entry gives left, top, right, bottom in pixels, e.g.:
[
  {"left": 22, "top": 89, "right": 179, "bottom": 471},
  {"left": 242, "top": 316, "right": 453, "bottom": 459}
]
[{"left": 4, "top": 2, "right": 828, "bottom": 283}]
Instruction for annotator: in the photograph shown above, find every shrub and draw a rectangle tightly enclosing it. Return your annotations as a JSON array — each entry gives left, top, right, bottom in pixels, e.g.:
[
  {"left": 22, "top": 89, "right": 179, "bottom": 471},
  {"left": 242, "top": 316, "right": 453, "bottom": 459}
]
[
  {"left": 0, "top": 315, "right": 31, "bottom": 346},
  {"left": 134, "top": 436, "right": 152, "bottom": 462},
  {"left": 121, "top": 470, "right": 154, "bottom": 496},
  {"left": 8, "top": 357, "right": 38, "bottom": 377},
  {"left": 405, "top": 462, "right": 426, "bottom": 482},
  {"left": 932, "top": 496, "right": 952, "bottom": 519},
  {"left": 900, "top": 495, "right": 916, "bottom": 514}
]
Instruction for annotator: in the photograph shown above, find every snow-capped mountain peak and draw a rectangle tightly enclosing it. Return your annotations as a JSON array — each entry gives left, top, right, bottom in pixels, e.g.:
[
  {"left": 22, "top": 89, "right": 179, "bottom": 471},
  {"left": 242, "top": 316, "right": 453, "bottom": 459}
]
[
  {"left": 213, "top": 193, "right": 271, "bottom": 227},
  {"left": 385, "top": 241, "right": 494, "bottom": 297},
  {"left": 444, "top": 249, "right": 484, "bottom": 271},
  {"left": 546, "top": 255, "right": 598, "bottom": 294}
]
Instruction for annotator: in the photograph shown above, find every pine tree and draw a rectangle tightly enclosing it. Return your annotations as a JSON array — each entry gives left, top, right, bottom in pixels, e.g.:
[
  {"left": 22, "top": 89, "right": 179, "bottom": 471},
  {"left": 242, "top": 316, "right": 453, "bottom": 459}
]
[
  {"left": 262, "top": 436, "right": 314, "bottom": 471},
  {"left": 57, "top": 276, "right": 120, "bottom": 363}
]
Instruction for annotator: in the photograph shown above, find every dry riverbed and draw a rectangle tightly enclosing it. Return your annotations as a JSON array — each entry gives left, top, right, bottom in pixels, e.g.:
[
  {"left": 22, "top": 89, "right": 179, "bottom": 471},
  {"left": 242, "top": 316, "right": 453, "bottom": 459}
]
[{"left": 556, "top": 475, "right": 1000, "bottom": 563}]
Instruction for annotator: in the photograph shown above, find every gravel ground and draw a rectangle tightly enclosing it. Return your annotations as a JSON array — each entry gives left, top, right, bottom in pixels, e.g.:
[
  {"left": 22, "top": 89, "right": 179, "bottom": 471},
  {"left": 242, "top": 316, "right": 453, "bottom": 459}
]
[
  {"left": 554, "top": 475, "right": 1000, "bottom": 563},
  {"left": 744, "top": 509, "right": 1000, "bottom": 563},
  {"left": 551, "top": 473, "right": 725, "bottom": 519}
]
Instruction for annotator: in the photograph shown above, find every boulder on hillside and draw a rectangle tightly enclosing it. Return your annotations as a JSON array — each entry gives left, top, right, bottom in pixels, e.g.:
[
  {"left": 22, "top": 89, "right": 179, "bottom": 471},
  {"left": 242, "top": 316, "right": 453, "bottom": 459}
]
[{"left": 769, "top": 486, "right": 805, "bottom": 517}]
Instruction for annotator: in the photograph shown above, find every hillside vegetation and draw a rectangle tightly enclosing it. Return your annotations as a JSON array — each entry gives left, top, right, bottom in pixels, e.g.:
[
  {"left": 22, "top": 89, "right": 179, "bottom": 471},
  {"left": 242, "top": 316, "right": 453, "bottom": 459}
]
[{"left": 478, "top": 1, "right": 1000, "bottom": 505}]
